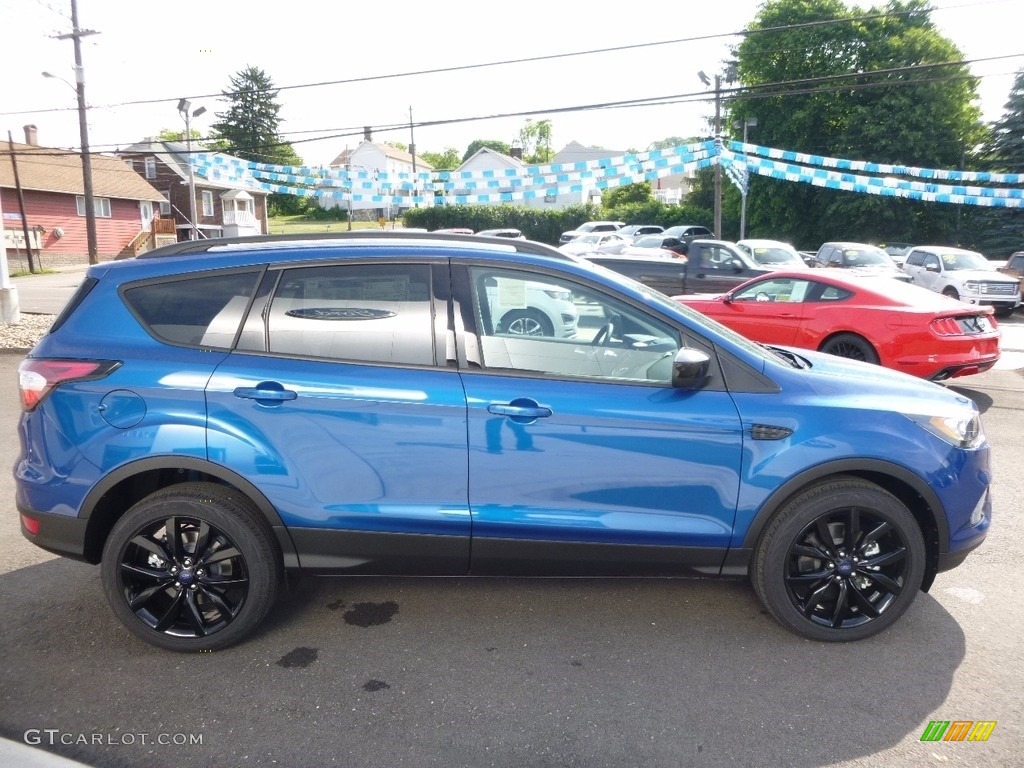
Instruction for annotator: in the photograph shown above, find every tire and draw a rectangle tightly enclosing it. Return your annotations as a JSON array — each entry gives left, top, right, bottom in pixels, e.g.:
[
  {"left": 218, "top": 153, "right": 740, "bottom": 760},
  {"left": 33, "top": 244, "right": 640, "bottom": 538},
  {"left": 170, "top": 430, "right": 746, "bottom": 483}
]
[
  {"left": 499, "top": 308, "right": 554, "bottom": 336},
  {"left": 818, "top": 333, "right": 879, "bottom": 365},
  {"left": 994, "top": 306, "right": 1015, "bottom": 318},
  {"left": 101, "top": 482, "right": 283, "bottom": 652},
  {"left": 752, "top": 476, "right": 926, "bottom": 642},
  {"left": 942, "top": 287, "right": 960, "bottom": 301}
]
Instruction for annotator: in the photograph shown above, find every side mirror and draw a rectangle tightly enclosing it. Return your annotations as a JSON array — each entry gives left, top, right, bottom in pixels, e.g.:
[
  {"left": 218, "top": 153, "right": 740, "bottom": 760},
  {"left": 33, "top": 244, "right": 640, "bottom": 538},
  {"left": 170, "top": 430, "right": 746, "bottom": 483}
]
[
  {"left": 672, "top": 348, "right": 711, "bottom": 390},
  {"left": 925, "top": 263, "right": 939, "bottom": 273}
]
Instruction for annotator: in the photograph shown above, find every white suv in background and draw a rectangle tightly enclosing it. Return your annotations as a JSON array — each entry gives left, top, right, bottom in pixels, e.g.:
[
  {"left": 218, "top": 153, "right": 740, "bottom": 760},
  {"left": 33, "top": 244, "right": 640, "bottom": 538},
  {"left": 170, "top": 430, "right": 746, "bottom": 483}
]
[{"left": 902, "top": 246, "right": 1020, "bottom": 317}]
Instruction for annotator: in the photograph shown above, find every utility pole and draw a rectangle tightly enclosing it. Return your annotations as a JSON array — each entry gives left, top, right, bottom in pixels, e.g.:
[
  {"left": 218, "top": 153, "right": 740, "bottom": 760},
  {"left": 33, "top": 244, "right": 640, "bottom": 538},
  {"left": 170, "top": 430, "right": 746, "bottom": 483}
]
[
  {"left": 57, "top": 0, "right": 100, "bottom": 264},
  {"left": 713, "top": 74, "right": 722, "bottom": 240},
  {"left": 409, "top": 106, "right": 417, "bottom": 211}
]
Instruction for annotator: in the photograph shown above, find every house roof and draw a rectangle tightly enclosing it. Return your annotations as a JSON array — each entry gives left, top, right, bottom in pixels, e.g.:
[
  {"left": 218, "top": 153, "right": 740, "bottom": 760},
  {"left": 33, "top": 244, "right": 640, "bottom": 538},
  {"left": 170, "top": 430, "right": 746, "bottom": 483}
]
[
  {"left": 551, "top": 140, "right": 628, "bottom": 165},
  {"left": 1, "top": 141, "right": 165, "bottom": 202},
  {"left": 330, "top": 141, "right": 434, "bottom": 170},
  {"left": 119, "top": 140, "right": 270, "bottom": 195},
  {"left": 456, "top": 147, "right": 527, "bottom": 171}
]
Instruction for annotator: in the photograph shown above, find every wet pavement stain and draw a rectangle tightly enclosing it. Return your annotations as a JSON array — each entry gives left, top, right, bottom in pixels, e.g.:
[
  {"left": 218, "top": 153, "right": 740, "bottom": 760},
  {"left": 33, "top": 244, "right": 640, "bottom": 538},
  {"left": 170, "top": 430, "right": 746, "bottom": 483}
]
[
  {"left": 326, "top": 599, "right": 346, "bottom": 611},
  {"left": 571, "top": 660, "right": 583, "bottom": 667},
  {"left": 343, "top": 601, "right": 399, "bottom": 628},
  {"left": 277, "top": 647, "right": 319, "bottom": 668},
  {"left": 362, "top": 679, "right": 391, "bottom": 692}
]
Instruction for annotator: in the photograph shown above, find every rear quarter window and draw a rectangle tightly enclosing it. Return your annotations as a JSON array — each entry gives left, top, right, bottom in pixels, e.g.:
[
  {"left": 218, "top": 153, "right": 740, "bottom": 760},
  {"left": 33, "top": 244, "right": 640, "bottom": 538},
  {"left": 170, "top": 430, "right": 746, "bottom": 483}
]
[{"left": 122, "top": 269, "right": 262, "bottom": 348}]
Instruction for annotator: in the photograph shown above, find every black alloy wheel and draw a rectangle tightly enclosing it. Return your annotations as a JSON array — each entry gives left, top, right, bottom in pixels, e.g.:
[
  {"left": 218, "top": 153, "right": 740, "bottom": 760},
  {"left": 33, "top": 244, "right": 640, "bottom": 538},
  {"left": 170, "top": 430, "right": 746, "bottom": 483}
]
[
  {"left": 819, "top": 333, "right": 879, "bottom": 365},
  {"left": 102, "top": 482, "right": 281, "bottom": 651},
  {"left": 753, "top": 477, "right": 925, "bottom": 641}
]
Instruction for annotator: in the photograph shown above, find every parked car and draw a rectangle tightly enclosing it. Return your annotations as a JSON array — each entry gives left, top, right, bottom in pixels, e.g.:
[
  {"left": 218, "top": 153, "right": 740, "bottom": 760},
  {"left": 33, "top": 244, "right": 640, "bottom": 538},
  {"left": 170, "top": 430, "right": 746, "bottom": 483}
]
[
  {"left": 476, "top": 228, "right": 526, "bottom": 239},
  {"left": 996, "top": 250, "right": 1024, "bottom": 298},
  {"left": 735, "top": 239, "right": 808, "bottom": 269},
  {"left": 432, "top": 227, "right": 475, "bottom": 235},
  {"left": 880, "top": 242, "right": 914, "bottom": 267},
  {"left": 585, "top": 239, "right": 773, "bottom": 295},
  {"left": 617, "top": 224, "right": 664, "bottom": 241},
  {"left": 621, "top": 234, "right": 689, "bottom": 258},
  {"left": 811, "top": 242, "right": 912, "bottom": 282},
  {"left": 17, "top": 231, "right": 991, "bottom": 650},
  {"left": 902, "top": 246, "right": 1020, "bottom": 317},
  {"left": 558, "top": 232, "right": 632, "bottom": 255},
  {"left": 662, "top": 224, "right": 713, "bottom": 241},
  {"left": 558, "top": 220, "right": 624, "bottom": 245},
  {"left": 675, "top": 269, "right": 1000, "bottom": 380}
]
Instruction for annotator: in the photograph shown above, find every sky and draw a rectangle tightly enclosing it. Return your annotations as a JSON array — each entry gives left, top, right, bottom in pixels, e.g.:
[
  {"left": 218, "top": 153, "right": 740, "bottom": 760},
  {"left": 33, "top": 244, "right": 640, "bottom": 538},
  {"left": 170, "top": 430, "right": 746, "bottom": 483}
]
[{"left": 1, "top": 0, "right": 1021, "bottom": 170}]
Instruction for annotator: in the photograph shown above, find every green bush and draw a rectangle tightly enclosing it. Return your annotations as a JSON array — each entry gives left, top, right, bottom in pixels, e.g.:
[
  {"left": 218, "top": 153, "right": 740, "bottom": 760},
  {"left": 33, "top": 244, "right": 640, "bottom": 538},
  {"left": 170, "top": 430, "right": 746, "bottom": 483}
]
[{"left": 403, "top": 200, "right": 714, "bottom": 245}]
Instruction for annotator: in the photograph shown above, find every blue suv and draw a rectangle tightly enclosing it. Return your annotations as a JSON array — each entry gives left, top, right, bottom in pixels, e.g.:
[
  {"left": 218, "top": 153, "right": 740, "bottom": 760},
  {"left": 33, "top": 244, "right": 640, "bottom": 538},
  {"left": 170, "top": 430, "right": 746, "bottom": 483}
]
[{"left": 16, "top": 233, "right": 991, "bottom": 650}]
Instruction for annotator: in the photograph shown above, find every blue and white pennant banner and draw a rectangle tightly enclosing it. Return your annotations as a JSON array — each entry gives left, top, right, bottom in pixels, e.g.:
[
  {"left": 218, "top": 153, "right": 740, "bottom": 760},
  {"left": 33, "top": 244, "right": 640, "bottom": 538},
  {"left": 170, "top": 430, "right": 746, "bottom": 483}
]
[{"left": 189, "top": 141, "right": 1024, "bottom": 207}]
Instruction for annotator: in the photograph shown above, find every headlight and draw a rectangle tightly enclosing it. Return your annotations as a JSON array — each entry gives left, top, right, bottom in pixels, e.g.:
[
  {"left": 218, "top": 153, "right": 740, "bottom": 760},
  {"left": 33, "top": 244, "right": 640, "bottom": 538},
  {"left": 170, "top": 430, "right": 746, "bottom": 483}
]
[
  {"left": 963, "top": 281, "right": 980, "bottom": 293},
  {"left": 906, "top": 412, "right": 985, "bottom": 449}
]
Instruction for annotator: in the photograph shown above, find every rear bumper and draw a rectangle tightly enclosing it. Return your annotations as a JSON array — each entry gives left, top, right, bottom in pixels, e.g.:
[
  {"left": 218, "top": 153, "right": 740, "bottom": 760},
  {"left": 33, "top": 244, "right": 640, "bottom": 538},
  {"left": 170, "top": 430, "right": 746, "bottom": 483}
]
[{"left": 18, "top": 503, "right": 91, "bottom": 563}]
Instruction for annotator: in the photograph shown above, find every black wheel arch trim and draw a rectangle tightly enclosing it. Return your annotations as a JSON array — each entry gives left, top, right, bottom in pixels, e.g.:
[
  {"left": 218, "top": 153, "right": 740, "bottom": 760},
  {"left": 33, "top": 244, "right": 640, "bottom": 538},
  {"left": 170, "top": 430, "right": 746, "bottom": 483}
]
[
  {"left": 79, "top": 455, "right": 299, "bottom": 566},
  {"left": 741, "top": 458, "right": 950, "bottom": 555}
]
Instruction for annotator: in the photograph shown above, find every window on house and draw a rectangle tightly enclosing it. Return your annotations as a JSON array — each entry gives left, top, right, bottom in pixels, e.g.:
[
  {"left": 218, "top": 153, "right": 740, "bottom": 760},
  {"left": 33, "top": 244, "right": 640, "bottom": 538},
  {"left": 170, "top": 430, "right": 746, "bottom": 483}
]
[
  {"left": 76, "top": 196, "right": 112, "bottom": 218},
  {"left": 144, "top": 157, "right": 157, "bottom": 179},
  {"left": 202, "top": 191, "right": 214, "bottom": 217},
  {"left": 160, "top": 191, "right": 172, "bottom": 215}
]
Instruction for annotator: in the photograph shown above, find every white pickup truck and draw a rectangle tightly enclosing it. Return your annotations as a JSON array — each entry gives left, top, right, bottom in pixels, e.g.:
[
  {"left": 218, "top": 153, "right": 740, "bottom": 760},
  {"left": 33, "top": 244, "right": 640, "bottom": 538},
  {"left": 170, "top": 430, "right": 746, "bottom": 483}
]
[{"left": 902, "top": 246, "right": 1020, "bottom": 317}]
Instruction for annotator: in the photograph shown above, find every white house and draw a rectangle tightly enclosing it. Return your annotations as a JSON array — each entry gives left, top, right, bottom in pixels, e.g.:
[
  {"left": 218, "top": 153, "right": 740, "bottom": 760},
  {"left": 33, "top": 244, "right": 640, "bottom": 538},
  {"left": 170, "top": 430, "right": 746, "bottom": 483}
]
[{"left": 325, "top": 141, "right": 434, "bottom": 214}]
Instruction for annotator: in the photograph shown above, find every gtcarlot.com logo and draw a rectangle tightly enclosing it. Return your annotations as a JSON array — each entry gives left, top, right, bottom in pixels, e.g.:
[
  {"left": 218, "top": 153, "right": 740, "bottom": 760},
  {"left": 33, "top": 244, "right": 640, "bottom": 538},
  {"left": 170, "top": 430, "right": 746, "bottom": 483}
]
[
  {"left": 24, "top": 729, "right": 203, "bottom": 747},
  {"left": 920, "top": 721, "right": 997, "bottom": 742}
]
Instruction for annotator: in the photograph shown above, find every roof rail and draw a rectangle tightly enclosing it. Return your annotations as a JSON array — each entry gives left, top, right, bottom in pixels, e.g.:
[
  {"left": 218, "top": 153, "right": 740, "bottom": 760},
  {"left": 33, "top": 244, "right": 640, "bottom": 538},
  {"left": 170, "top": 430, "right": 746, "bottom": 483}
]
[{"left": 136, "top": 230, "right": 575, "bottom": 261}]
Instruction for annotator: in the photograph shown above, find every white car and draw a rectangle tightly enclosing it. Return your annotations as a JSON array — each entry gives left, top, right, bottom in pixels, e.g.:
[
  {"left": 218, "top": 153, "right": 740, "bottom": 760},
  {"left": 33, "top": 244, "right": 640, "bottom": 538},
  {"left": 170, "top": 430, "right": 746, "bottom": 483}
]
[
  {"left": 558, "top": 232, "right": 632, "bottom": 256},
  {"left": 902, "top": 246, "right": 1020, "bottom": 317},
  {"left": 736, "top": 239, "right": 808, "bottom": 269},
  {"left": 487, "top": 278, "right": 579, "bottom": 338},
  {"left": 558, "top": 220, "right": 624, "bottom": 245}
]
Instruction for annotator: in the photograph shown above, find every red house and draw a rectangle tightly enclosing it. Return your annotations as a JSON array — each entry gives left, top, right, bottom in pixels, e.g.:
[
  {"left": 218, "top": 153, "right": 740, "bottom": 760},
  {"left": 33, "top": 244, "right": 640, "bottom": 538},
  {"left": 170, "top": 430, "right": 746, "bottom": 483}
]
[{"left": 1, "top": 126, "right": 165, "bottom": 268}]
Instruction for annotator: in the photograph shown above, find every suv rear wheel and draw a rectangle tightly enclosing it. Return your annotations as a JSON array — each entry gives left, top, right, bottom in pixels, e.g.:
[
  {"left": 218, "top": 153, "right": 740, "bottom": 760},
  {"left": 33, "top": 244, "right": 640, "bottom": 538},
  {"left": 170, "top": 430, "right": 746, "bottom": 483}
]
[
  {"left": 753, "top": 477, "right": 925, "bottom": 642},
  {"left": 101, "top": 482, "right": 282, "bottom": 651}
]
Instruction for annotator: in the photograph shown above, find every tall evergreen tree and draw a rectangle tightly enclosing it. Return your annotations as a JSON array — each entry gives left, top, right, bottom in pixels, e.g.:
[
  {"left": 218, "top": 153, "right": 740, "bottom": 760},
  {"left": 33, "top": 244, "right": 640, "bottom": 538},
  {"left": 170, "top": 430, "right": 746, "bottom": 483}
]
[
  {"left": 970, "top": 68, "right": 1024, "bottom": 255},
  {"left": 212, "top": 65, "right": 306, "bottom": 214},
  {"left": 212, "top": 66, "right": 301, "bottom": 166}
]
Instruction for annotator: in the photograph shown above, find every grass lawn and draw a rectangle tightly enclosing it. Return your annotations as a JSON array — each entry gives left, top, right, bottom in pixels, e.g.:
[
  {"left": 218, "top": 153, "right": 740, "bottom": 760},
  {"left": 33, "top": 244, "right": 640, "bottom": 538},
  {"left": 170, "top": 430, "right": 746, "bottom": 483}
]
[{"left": 267, "top": 215, "right": 392, "bottom": 235}]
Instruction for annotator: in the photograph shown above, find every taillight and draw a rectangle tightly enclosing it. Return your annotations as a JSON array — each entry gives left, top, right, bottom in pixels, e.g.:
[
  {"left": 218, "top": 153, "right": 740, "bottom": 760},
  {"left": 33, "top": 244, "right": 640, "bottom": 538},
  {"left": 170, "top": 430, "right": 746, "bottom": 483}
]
[
  {"left": 930, "top": 317, "right": 964, "bottom": 336},
  {"left": 18, "top": 358, "right": 120, "bottom": 411}
]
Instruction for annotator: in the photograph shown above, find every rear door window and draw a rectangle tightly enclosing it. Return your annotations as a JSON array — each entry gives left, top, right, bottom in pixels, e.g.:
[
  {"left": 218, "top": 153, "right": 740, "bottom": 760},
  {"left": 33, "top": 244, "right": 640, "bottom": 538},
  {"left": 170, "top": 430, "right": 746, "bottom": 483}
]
[{"left": 239, "top": 263, "right": 436, "bottom": 366}]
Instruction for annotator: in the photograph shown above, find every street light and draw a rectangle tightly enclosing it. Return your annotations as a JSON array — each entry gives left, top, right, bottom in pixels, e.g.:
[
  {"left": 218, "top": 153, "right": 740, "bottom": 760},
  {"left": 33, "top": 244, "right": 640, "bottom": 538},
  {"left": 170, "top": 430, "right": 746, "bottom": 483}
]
[
  {"left": 43, "top": 69, "right": 98, "bottom": 264},
  {"left": 698, "top": 71, "right": 723, "bottom": 238},
  {"left": 734, "top": 117, "right": 758, "bottom": 240},
  {"left": 177, "top": 98, "right": 206, "bottom": 240}
]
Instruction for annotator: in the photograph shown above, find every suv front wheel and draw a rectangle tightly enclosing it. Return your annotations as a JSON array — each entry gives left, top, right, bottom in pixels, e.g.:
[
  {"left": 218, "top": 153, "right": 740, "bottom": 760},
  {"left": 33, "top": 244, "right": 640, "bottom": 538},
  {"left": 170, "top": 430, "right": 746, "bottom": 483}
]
[
  {"left": 752, "top": 477, "right": 925, "bottom": 642},
  {"left": 101, "top": 482, "right": 283, "bottom": 651}
]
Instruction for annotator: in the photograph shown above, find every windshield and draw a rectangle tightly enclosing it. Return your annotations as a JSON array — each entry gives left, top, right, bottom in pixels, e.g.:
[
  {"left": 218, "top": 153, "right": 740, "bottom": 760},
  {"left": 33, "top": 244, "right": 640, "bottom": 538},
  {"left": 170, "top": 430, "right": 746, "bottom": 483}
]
[
  {"left": 749, "top": 246, "right": 803, "bottom": 265},
  {"left": 844, "top": 248, "right": 893, "bottom": 267},
  {"left": 943, "top": 250, "right": 990, "bottom": 270}
]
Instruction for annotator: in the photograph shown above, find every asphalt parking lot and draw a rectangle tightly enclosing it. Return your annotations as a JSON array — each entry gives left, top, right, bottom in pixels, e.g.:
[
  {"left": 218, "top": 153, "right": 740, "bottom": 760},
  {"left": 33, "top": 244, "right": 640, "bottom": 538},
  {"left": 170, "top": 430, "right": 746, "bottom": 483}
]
[{"left": 0, "top": 274, "right": 1022, "bottom": 767}]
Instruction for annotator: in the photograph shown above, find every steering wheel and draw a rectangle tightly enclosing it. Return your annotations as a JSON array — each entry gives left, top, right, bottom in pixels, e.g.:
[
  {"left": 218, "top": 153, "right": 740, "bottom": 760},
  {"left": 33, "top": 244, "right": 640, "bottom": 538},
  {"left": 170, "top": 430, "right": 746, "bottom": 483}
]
[{"left": 591, "top": 322, "right": 614, "bottom": 346}]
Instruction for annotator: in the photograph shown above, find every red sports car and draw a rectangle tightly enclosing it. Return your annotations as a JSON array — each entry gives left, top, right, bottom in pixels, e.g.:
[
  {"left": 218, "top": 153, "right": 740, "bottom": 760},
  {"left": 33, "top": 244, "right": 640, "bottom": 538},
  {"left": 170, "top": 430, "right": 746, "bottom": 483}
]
[{"left": 675, "top": 269, "right": 1001, "bottom": 380}]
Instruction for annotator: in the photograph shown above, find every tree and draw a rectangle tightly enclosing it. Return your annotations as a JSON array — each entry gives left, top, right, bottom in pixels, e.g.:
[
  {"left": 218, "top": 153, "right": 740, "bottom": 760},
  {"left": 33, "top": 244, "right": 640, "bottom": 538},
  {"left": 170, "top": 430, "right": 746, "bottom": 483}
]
[
  {"left": 212, "top": 65, "right": 306, "bottom": 216},
  {"left": 731, "top": 0, "right": 982, "bottom": 247},
  {"left": 517, "top": 119, "right": 553, "bottom": 164},
  {"left": 603, "top": 182, "right": 653, "bottom": 207},
  {"left": 156, "top": 127, "right": 202, "bottom": 143},
  {"left": 971, "top": 68, "right": 1024, "bottom": 255},
  {"left": 212, "top": 66, "right": 302, "bottom": 167},
  {"left": 420, "top": 147, "right": 461, "bottom": 170},
  {"left": 462, "top": 139, "right": 511, "bottom": 163}
]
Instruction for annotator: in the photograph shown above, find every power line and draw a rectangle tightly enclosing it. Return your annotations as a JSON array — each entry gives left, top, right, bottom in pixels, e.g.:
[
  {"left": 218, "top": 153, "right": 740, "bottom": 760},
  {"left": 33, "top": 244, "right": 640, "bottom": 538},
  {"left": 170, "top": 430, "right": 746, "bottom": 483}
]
[{"left": 1, "top": 3, "right": 1010, "bottom": 118}]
